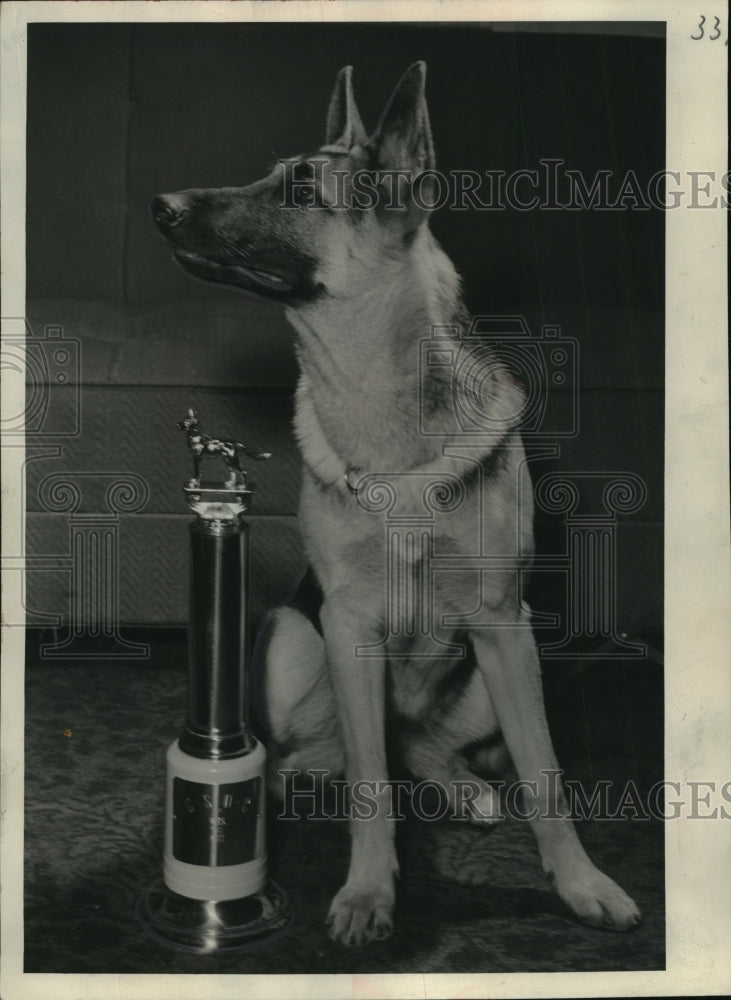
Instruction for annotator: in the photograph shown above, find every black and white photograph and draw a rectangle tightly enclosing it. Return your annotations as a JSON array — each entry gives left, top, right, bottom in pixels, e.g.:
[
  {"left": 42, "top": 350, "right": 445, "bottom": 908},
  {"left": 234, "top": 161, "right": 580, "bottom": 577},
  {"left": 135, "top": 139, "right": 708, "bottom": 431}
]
[{"left": 1, "top": 2, "right": 728, "bottom": 998}]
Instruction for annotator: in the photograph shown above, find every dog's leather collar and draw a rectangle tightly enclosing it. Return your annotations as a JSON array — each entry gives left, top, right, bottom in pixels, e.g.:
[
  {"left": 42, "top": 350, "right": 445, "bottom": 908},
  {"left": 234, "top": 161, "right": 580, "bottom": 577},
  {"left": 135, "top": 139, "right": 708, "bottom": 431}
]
[
  {"left": 310, "top": 445, "right": 508, "bottom": 501},
  {"left": 296, "top": 378, "right": 511, "bottom": 499}
]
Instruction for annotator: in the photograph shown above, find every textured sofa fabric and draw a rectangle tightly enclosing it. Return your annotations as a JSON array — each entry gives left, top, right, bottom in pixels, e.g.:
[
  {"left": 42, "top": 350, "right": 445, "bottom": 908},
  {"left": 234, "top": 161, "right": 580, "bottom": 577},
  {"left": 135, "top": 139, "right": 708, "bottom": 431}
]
[
  {"left": 23, "top": 298, "right": 662, "bottom": 632},
  {"left": 25, "top": 23, "right": 664, "bottom": 632}
]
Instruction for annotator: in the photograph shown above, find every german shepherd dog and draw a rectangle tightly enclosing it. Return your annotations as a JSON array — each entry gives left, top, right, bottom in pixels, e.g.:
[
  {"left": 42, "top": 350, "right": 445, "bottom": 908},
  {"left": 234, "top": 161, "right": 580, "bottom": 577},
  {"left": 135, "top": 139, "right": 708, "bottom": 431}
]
[{"left": 152, "top": 63, "right": 640, "bottom": 946}]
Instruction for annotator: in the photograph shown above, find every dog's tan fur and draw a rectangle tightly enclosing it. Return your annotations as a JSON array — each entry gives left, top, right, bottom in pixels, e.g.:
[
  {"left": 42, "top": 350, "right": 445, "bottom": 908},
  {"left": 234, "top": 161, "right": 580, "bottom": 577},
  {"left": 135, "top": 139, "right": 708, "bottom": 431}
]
[{"left": 153, "top": 62, "right": 641, "bottom": 946}]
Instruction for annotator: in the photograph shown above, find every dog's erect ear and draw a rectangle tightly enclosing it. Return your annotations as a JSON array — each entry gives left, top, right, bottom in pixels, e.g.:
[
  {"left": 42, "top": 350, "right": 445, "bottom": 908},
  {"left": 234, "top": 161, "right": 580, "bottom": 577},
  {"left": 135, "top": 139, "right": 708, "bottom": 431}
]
[
  {"left": 325, "top": 66, "right": 367, "bottom": 148},
  {"left": 369, "top": 61, "right": 435, "bottom": 174}
]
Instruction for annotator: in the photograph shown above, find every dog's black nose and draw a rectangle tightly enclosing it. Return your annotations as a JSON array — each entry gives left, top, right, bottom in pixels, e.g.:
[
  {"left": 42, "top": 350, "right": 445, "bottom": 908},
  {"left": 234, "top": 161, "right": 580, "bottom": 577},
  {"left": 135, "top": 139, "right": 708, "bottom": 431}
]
[{"left": 150, "top": 194, "right": 188, "bottom": 229}]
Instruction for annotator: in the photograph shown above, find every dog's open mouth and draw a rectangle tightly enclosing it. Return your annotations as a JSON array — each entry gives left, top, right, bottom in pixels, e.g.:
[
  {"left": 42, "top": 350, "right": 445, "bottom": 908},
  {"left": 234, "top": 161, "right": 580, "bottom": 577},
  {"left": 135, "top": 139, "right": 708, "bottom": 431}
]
[{"left": 173, "top": 249, "right": 295, "bottom": 294}]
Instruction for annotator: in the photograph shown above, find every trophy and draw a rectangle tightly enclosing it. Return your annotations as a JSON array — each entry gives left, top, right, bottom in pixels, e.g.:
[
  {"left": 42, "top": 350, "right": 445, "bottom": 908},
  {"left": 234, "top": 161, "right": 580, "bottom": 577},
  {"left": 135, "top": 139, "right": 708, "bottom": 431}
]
[{"left": 137, "top": 410, "right": 292, "bottom": 953}]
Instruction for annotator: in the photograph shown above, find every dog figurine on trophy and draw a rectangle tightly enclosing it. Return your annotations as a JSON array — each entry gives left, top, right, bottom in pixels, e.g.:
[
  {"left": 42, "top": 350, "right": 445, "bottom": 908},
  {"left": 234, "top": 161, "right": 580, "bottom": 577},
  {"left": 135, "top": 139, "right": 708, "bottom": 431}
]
[{"left": 177, "top": 408, "right": 271, "bottom": 490}]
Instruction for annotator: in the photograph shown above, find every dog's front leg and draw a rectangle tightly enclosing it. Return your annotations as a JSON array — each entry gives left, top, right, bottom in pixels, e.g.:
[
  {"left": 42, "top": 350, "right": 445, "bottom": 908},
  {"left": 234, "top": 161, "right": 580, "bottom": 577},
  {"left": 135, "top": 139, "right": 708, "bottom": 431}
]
[
  {"left": 471, "top": 606, "right": 641, "bottom": 931},
  {"left": 320, "top": 595, "right": 398, "bottom": 946}
]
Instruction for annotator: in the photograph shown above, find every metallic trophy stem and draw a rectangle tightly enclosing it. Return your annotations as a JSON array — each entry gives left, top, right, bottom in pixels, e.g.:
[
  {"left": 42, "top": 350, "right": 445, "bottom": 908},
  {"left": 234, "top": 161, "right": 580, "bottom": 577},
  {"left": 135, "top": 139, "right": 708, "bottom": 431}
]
[
  {"left": 137, "top": 410, "right": 291, "bottom": 953},
  {"left": 183, "top": 516, "right": 253, "bottom": 759}
]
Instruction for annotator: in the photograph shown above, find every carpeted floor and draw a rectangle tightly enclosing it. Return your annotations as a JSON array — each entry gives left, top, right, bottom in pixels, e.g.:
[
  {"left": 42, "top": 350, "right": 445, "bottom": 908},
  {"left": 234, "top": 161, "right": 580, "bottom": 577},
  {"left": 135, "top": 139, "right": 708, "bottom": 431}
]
[{"left": 24, "top": 630, "right": 664, "bottom": 974}]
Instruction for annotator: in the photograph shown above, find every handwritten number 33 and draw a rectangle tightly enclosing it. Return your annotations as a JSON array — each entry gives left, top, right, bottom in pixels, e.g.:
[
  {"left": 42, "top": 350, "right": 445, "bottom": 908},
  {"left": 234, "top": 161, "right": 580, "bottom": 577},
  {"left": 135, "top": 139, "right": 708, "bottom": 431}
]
[{"left": 691, "top": 15, "right": 723, "bottom": 40}]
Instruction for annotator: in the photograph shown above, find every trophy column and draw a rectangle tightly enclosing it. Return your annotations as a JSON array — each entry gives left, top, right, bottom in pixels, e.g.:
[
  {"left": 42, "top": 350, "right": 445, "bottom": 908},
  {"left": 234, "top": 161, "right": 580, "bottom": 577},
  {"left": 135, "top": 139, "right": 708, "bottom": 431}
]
[{"left": 138, "top": 412, "right": 291, "bottom": 953}]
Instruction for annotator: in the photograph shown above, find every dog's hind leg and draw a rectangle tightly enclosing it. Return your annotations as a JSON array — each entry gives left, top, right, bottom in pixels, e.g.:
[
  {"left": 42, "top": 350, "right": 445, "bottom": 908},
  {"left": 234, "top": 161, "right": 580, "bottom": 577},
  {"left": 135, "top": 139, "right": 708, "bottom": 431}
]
[
  {"left": 399, "top": 668, "right": 507, "bottom": 825},
  {"left": 470, "top": 604, "right": 641, "bottom": 931},
  {"left": 403, "top": 744, "right": 504, "bottom": 825},
  {"left": 254, "top": 606, "right": 344, "bottom": 797}
]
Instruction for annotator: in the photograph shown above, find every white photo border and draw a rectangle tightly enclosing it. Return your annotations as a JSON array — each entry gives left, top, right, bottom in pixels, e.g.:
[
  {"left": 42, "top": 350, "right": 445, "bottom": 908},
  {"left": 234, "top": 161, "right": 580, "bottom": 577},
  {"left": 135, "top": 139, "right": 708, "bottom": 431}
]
[{"left": 2, "top": 2, "right": 729, "bottom": 998}]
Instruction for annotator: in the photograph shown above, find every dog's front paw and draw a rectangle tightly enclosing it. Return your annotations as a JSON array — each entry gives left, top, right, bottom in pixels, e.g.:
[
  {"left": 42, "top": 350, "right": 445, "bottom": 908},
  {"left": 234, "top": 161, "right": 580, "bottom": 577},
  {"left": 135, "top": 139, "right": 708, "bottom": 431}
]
[
  {"left": 552, "top": 864, "right": 641, "bottom": 931},
  {"left": 327, "top": 885, "right": 394, "bottom": 946}
]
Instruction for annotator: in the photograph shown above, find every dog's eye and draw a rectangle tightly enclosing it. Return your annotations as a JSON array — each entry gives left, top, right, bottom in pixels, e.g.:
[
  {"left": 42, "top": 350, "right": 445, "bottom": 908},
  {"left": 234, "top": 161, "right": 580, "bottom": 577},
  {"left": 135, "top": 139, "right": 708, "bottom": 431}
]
[
  {"left": 297, "top": 165, "right": 319, "bottom": 200},
  {"left": 290, "top": 184, "right": 315, "bottom": 207},
  {"left": 279, "top": 158, "right": 324, "bottom": 209}
]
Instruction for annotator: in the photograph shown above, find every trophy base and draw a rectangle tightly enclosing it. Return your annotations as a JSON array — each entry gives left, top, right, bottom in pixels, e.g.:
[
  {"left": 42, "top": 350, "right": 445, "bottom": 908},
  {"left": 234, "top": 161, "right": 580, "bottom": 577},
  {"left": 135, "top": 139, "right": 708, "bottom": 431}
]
[{"left": 136, "top": 879, "right": 292, "bottom": 954}]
